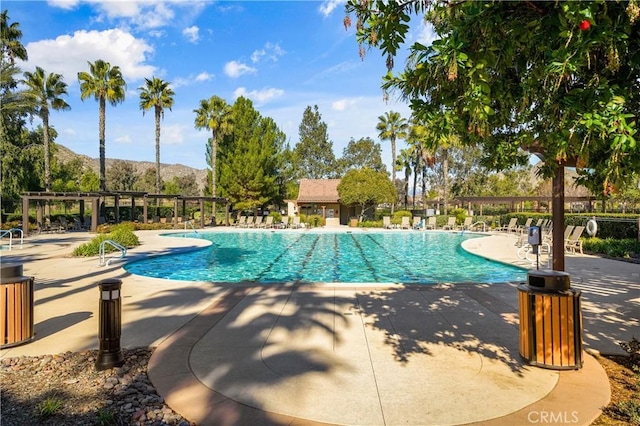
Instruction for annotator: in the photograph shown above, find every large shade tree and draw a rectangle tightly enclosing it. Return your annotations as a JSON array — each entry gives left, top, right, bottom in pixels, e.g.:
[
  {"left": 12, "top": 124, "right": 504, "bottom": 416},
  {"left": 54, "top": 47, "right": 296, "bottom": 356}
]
[
  {"left": 22, "top": 66, "right": 70, "bottom": 193},
  {"left": 376, "top": 111, "right": 408, "bottom": 213},
  {"left": 337, "top": 167, "right": 397, "bottom": 220},
  {"left": 78, "top": 59, "right": 126, "bottom": 192},
  {"left": 139, "top": 77, "right": 175, "bottom": 195},
  {"left": 294, "top": 105, "right": 337, "bottom": 179},
  {"left": 346, "top": 0, "right": 640, "bottom": 270}
]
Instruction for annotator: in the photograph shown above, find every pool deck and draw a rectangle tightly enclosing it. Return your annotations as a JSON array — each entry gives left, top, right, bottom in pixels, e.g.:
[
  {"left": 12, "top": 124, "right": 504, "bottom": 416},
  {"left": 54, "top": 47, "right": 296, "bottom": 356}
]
[{"left": 1, "top": 228, "right": 639, "bottom": 425}]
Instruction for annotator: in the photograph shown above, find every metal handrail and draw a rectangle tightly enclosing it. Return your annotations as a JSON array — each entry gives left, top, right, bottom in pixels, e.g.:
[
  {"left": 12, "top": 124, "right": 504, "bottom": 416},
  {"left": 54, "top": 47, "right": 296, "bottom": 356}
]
[
  {"left": 99, "top": 239, "right": 127, "bottom": 266},
  {"left": 184, "top": 220, "right": 199, "bottom": 236},
  {"left": 461, "top": 221, "right": 487, "bottom": 234},
  {"left": 0, "top": 228, "right": 23, "bottom": 250}
]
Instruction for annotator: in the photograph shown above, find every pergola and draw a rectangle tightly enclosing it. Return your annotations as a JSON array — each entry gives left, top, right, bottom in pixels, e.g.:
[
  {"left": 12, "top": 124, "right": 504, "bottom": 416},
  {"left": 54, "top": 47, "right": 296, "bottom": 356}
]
[
  {"left": 454, "top": 196, "right": 595, "bottom": 215},
  {"left": 20, "top": 191, "right": 229, "bottom": 237}
]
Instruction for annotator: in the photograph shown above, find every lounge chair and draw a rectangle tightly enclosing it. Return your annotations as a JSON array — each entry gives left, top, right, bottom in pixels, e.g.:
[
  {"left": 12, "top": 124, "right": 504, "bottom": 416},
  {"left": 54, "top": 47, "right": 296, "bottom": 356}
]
[
  {"left": 412, "top": 216, "right": 422, "bottom": 228},
  {"left": 400, "top": 216, "right": 411, "bottom": 229},
  {"left": 518, "top": 218, "right": 533, "bottom": 234},
  {"left": 425, "top": 216, "right": 436, "bottom": 230},
  {"left": 383, "top": 216, "right": 392, "bottom": 229},
  {"left": 442, "top": 217, "right": 456, "bottom": 230},
  {"left": 457, "top": 217, "right": 473, "bottom": 231},
  {"left": 498, "top": 218, "right": 518, "bottom": 233},
  {"left": 251, "top": 216, "right": 263, "bottom": 228},
  {"left": 563, "top": 225, "right": 575, "bottom": 241},
  {"left": 262, "top": 216, "right": 274, "bottom": 228},
  {"left": 565, "top": 226, "right": 585, "bottom": 254},
  {"left": 291, "top": 216, "right": 304, "bottom": 229},
  {"left": 235, "top": 216, "right": 246, "bottom": 227},
  {"left": 244, "top": 216, "right": 255, "bottom": 228}
]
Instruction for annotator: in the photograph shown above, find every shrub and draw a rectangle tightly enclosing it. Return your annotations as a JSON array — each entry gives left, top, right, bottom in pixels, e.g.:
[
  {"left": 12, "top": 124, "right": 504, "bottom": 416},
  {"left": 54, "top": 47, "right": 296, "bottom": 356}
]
[
  {"left": 73, "top": 223, "right": 140, "bottom": 257},
  {"left": 38, "top": 396, "right": 63, "bottom": 417},
  {"left": 582, "top": 238, "right": 640, "bottom": 259}
]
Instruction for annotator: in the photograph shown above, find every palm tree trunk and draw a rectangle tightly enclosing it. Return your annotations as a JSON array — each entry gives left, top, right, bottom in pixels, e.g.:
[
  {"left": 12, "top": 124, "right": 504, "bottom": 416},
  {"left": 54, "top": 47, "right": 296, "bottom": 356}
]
[
  {"left": 155, "top": 106, "right": 161, "bottom": 195},
  {"left": 391, "top": 137, "right": 396, "bottom": 214},
  {"left": 99, "top": 96, "right": 106, "bottom": 192},
  {"left": 211, "top": 131, "right": 217, "bottom": 223},
  {"left": 43, "top": 110, "right": 51, "bottom": 192},
  {"left": 442, "top": 148, "right": 449, "bottom": 215}
]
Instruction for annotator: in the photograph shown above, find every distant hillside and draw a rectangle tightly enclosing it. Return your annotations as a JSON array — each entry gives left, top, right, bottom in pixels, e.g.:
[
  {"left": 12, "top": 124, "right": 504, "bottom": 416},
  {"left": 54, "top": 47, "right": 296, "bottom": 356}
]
[{"left": 55, "top": 145, "right": 208, "bottom": 193}]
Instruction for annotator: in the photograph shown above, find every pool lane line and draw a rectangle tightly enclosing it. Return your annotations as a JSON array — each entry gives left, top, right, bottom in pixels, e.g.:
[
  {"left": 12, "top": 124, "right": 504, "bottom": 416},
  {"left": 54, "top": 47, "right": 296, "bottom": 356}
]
[
  {"left": 254, "top": 234, "right": 308, "bottom": 281},
  {"left": 333, "top": 234, "right": 340, "bottom": 282},
  {"left": 363, "top": 234, "right": 420, "bottom": 281},
  {"left": 349, "top": 233, "right": 380, "bottom": 282},
  {"left": 297, "top": 234, "right": 320, "bottom": 280}
]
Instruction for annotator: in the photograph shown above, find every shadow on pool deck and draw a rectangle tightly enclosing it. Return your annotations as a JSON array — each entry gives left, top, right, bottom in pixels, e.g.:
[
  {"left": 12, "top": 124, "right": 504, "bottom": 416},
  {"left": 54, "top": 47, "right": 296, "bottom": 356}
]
[{"left": 1, "top": 229, "right": 637, "bottom": 425}]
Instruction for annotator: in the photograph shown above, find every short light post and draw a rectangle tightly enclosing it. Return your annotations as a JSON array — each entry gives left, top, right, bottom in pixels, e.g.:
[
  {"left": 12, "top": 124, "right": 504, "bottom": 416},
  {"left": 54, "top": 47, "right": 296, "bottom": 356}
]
[{"left": 95, "top": 278, "right": 124, "bottom": 371}]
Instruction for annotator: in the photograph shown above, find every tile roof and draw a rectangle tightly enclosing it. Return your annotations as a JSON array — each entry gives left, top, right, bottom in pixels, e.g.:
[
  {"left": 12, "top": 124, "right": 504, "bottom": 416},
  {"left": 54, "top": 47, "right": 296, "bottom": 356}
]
[{"left": 296, "top": 179, "right": 341, "bottom": 203}]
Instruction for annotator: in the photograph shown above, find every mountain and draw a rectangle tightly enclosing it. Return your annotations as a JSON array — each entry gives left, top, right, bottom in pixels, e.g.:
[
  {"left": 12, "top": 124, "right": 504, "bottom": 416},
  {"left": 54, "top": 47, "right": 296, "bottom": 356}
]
[{"left": 55, "top": 145, "right": 208, "bottom": 193}]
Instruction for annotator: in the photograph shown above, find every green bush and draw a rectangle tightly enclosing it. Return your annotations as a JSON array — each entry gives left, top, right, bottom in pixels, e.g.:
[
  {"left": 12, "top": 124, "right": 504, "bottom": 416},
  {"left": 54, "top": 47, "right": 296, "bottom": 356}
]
[
  {"left": 582, "top": 238, "right": 640, "bottom": 259},
  {"left": 73, "top": 223, "right": 140, "bottom": 257}
]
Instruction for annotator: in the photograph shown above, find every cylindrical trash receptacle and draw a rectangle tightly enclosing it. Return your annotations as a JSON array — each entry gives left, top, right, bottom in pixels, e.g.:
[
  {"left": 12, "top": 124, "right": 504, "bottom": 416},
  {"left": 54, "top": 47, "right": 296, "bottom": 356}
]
[
  {"left": 518, "top": 270, "right": 583, "bottom": 370},
  {"left": 95, "top": 278, "right": 124, "bottom": 371},
  {"left": 1, "top": 263, "right": 35, "bottom": 348}
]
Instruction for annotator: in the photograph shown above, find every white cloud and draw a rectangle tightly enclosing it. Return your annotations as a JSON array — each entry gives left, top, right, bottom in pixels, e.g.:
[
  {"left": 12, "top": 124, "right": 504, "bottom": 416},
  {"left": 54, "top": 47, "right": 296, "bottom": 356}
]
[
  {"left": 182, "top": 26, "right": 199, "bottom": 43},
  {"left": 161, "top": 124, "right": 186, "bottom": 145},
  {"left": 195, "top": 72, "right": 213, "bottom": 82},
  {"left": 47, "top": 0, "right": 80, "bottom": 10},
  {"left": 115, "top": 135, "right": 132, "bottom": 144},
  {"left": 319, "top": 0, "right": 345, "bottom": 17},
  {"left": 251, "top": 42, "right": 286, "bottom": 63},
  {"left": 171, "top": 71, "right": 214, "bottom": 89},
  {"left": 224, "top": 61, "right": 257, "bottom": 78},
  {"left": 233, "top": 87, "right": 284, "bottom": 105},
  {"left": 417, "top": 21, "right": 438, "bottom": 47},
  {"left": 22, "top": 29, "right": 156, "bottom": 85},
  {"left": 331, "top": 98, "right": 357, "bottom": 111}
]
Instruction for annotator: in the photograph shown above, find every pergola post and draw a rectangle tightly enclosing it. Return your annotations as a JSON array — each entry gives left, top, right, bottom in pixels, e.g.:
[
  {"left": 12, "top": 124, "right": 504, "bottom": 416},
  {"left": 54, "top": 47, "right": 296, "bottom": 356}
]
[
  {"left": 173, "top": 197, "right": 179, "bottom": 228},
  {"left": 91, "top": 198, "right": 99, "bottom": 232},
  {"left": 114, "top": 194, "right": 120, "bottom": 223},
  {"left": 143, "top": 196, "right": 148, "bottom": 224},
  {"left": 199, "top": 198, "right": 205, "bottom": 228},
  {"left": 225, "top": 201, "right": 230, "bottom": 226},
  {"left": 22, "top": 196, "right": 29, "bottom": 237},
  {"left": 131, "top": 196, "right": 136, "bottom": 222}
]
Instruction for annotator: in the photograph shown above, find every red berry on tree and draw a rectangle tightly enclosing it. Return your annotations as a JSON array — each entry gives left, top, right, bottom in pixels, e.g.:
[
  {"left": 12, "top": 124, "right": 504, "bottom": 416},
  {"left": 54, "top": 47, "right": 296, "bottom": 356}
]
[{"left": 579, "top": 20, "right": 591, "bottom": 31}]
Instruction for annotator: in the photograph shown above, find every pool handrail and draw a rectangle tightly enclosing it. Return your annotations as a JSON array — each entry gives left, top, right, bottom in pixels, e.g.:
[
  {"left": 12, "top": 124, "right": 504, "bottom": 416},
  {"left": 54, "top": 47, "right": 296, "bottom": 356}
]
[
  {"left": 0, "top": 228, "right": 24, "bottom": 250},
  {"left": 460, "top": 221, "right": 487, "bottom": 235},
  {"left": 99, "top": 239, "right": 127, "bottom": 267},
  {"left": 184, "top": 220, "right": 199, "bottom": 236}
]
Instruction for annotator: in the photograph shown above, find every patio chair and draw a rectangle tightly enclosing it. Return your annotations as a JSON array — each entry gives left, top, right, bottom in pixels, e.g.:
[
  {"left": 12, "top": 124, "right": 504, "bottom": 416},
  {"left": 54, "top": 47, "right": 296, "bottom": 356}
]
[
  {"left": 565, "top": 226, "right": 585, "bottom": 254},
  {"left": 457, "top": 217, "right": 473, "bottom": 231},
  {"left": 425, "top": 216, "right": 437, "bottom": 230},
  {"left": 442, "top": 216, "right": 456, "bottom": 230},
  {"left": 412, "top": 216, "right": 422, "bottom": 229},
  {"left": 262, "top": 216, "right": 274, "bottom": 228},
  {"left": 244, "top": 216, "right": 255, "bottom": 228},
  {"left": 563, "top": 225, "right": 575, "bottom": 241},
  {"left": 400, "top": 216, "right": 411, "bottom": 229},
  {"left": 251, "top": 216, "right": 263, "bottom": 228},
  {"left": 498, "top": 218, "right": 518, "bottom": 233},
  {"left": 235, "top": 216, "right": 246, "bottom": 227},
  {"left": 383, "top": 216, "right": 392, "bottom": 229},
  {"left": 518, "top": 218, "right": 533, "bottom": 234},
  {"left": 291, "top": 216, "right": 304, "bottom": 229}
]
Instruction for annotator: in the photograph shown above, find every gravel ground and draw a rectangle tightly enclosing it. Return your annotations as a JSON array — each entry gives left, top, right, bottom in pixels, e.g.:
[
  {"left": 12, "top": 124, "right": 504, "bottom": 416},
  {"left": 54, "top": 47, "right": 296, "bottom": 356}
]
[{"left": 1, "top": 347, "right": 195, "bottom": 426}]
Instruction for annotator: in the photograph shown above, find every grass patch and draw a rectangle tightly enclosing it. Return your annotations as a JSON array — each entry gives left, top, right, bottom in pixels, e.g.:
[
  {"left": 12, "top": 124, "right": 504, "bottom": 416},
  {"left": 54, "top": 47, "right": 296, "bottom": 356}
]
[{"left": 37, "top": 396, "right": 63, "bottom": 418}]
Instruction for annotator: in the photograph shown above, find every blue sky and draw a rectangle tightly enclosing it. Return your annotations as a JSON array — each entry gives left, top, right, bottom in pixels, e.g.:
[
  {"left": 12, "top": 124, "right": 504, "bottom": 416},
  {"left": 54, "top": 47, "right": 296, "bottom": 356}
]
[{"left": 7, "top": 0, "right": 435, "bottom": 172}]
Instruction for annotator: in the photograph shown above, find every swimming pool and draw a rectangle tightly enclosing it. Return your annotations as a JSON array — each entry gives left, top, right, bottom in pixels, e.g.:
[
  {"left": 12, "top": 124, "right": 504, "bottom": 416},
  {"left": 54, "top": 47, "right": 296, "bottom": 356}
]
[{"left": 125, "top": 231, "right": 526, "bottom": 284}]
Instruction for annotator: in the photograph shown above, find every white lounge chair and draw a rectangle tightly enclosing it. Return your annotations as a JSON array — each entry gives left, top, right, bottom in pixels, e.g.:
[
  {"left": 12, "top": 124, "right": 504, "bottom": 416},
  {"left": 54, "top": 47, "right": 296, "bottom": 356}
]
[
  {"left": 400, "top": 216, "right": 411, "bottom": 229},
  {"left": 442, "top": 217, "right": 456, "bottom": 230},
  {"left": 565, "top": 226, "right": 585, "bottom": 254},
  {"left": 425, "top": 216, "right": 436, "bottom": 230},
  {"left": 383, "top": 216, "right": 392, "bottom": 229},
  {"left": 457, "top": 217, "right": 472, "bottom": 231}
]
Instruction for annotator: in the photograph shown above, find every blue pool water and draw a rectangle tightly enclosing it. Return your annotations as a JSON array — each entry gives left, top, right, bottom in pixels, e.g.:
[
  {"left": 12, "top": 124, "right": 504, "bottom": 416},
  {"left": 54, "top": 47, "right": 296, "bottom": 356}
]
[{"left": 125, "top": 231, "right": 526, "bottom": 284}]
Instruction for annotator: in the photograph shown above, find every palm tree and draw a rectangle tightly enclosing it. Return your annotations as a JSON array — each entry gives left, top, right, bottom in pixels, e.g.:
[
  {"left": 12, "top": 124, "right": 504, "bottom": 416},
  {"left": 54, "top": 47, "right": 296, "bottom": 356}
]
[
  {"left": 77, "top": 59, "right": 126, "bottom": 191},
  {"left": 376, "top": 111, "right": 408, "bottom": 213},
  {"left": 22, "top": 67, "right": 70, "bottom": 193},
  {"left": 1, "top": 10, "right": 28, "bottom": 65},
  {"left": 138, "top": 77, "right": 175, "bottom": 195},
  {"left": 193, "top": 96, "right": 232, "bottom": 217}
]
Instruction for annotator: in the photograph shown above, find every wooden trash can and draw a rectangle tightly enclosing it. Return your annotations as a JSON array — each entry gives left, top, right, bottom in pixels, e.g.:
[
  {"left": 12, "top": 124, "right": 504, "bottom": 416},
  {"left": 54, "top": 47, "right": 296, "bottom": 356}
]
[
  {"left": 1, "top": 263, "right": 35, "bottom": 348},
  {"left": 518, "top": 282, "right": 583, "bottom": 370}
]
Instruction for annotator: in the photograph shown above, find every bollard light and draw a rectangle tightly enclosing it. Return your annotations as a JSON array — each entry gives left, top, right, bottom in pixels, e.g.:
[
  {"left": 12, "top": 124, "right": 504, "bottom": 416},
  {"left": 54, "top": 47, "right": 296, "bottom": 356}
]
[{"left": 95, "top": 278, "right": 124, "bottom": 371}]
